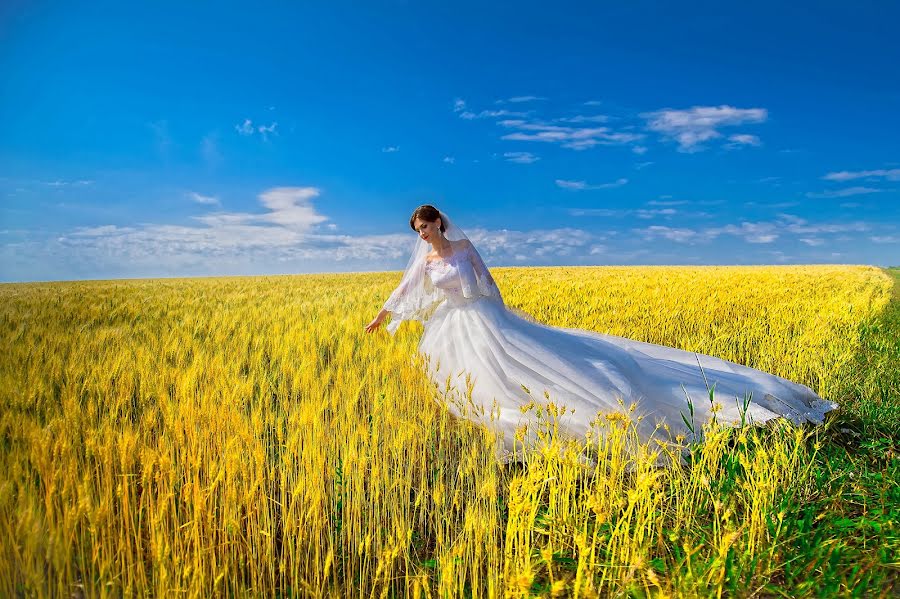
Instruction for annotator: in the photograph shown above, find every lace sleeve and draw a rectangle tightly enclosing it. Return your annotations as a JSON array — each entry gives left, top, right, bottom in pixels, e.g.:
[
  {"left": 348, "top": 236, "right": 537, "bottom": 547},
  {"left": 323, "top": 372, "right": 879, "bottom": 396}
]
[
  {"left": 465, "top": 240, "right": 504, "bottom": 304},
  {"left": 381, "top": 253, "right": 443, "bottom": 335}
]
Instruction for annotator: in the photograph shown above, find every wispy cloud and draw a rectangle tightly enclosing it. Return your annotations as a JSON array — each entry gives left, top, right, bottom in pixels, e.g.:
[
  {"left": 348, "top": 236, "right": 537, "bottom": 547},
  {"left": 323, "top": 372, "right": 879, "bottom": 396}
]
[
  {"left": 454, "top": 98, "right": 530, "bottom": 119},
  {"left": 805, "top": 186, "right": 884, "bottom": 198},
  {"left": 871, "top": 235, "right": 900, "bottom": 243},
  {"left": 460, "top": 109, "right": 531, "bottom": 120},
  {"left": 823, "top": 168, "right": 900, "bottom": 182},
  {"left": 465, "top": 226, "right": 599, "bottom": 260},
  {"left": 632, "top": 225, "right": 703, "bottom": 243},
  {"left": 500, "top": 119, "right": 644, "bottom": 150},
  {"left": 454, "top": 97, "right": 644, "bottom": 152},
  {"left": 725, "top": 133, "right": 762, "bottom": 148},
  {"left": 632, "top": 213, "right": 872, "bottom": 245},
  {"left": 188, "top": 191, "right": 220, "bottom": 206},
  {"left": 382, "top": 146, "right": 400, "bottom": 153},
  {"left": 443, "top": 156, "right": 455, "bottom": 164},
  {"left": 646, "top": 199, "right": 688, "bottom": 206},
  {"left": 503, "top": 151, "right": 540, "bottom": 164},
  {"left": 192, "top": 187, "right": 328, "bottom": 231},
  {"left": 496, "top": 95, "right": 546, "bottom": 103},
  {"left": 235, "top": 119, "right": 254, "bottom": 136},
  {"left": 235, "top": 118, "right": 278, "bottom": 140},
  {"left": 554, "top": 114, "right": 609, "bottom": 124},
  {"left": 42, "top": 179, "right": 93, "bottom": 187},
  {"left": 26, "top": 187, "right": 416, "bottom": 278},
  {"left": 743, "top": 200, "right": 800, "bottom": 208},
  {"left": 12, "top": 189, "right": 637, "bottom": 279},
  {"left": 556, "top": 178, "right": 628, "bottom": 190},
  {"left": 570, "top": 207, "right": 679, "bottom": 219},
  {"left": 257, "top": 122, "right": 277, "bottom": 141},
  {"left": 640, "top": 105, "right": 768, "bottom": 152}
]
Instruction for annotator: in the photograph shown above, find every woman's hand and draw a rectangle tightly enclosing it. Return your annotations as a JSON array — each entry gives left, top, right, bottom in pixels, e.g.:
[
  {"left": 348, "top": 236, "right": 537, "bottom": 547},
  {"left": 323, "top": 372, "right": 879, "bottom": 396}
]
[{"left": 365, "top": 309, "right": 389, "bottom": 334}]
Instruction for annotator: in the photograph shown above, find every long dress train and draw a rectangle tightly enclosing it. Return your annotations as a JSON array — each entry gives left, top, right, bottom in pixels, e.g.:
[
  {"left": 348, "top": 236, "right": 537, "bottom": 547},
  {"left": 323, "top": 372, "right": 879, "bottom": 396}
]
[{"left": 390, "top": 241, "right": 838, "bottom": 463}]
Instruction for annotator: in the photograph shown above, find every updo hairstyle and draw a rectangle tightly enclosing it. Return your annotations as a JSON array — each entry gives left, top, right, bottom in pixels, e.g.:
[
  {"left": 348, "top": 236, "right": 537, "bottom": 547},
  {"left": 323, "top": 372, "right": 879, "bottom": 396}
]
[{"left": 409, "top": 205, "right": 445, "bottom": 233}]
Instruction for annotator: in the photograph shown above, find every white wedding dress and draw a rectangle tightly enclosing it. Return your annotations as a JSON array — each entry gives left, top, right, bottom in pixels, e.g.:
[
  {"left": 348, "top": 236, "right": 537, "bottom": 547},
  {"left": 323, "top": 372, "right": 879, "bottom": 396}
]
[{"left": 387, "top": 239, "right": 839, "bottom": 463}]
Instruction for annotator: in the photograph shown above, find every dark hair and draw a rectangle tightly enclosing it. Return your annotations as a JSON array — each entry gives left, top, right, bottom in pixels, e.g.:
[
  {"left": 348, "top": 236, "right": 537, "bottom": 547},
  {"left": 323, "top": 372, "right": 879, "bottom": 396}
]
[{"left": 409, "top": 204, "right": 445, "bottom": 233}]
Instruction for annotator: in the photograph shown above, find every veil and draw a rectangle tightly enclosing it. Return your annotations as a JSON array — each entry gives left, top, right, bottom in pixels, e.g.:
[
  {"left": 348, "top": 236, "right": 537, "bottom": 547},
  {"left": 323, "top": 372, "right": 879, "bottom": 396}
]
[{"left": 382, "top": 209, "right": 502, "bottom": 335}]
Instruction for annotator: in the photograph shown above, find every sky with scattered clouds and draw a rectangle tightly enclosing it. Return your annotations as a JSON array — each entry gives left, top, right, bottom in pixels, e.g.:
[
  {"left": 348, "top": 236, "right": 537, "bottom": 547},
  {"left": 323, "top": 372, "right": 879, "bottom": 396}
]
[{"left": 1, "top": 0, "right": 898, "bottom": 282}]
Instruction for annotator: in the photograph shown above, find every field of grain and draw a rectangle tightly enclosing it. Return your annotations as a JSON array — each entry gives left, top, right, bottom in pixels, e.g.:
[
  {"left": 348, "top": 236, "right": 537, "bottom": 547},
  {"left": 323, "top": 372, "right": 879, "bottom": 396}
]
[{"left": 1, "top": 264, "right": 897, "bottom": 597}]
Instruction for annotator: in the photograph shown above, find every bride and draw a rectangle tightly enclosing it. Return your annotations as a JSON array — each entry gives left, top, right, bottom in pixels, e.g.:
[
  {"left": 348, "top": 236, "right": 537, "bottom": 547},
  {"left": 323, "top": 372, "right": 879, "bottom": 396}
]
[{"left": 364, "top": 205, "right": 838, "bottom": 463}]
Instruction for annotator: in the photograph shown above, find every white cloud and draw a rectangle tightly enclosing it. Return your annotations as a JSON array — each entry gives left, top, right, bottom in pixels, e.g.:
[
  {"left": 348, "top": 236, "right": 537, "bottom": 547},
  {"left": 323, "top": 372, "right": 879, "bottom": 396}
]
[
  {"left": 465, "top": 226, "right": 594, "bottom": 259},
  {"left": 823, "top": 168, "right": 900, "bottom": 182},
  {"left": 235, "top": 119, "right": 277, "bottom": 140},
  {"left": 382, "top": 146, "right": 400, "bottom": 153},
  {"left": 805, "top": 187, "right": 884, "bottom": 198},
  {"left": 635, "top": 208, "right": 678, "bottom": 219},
  {"left": 188, "top": 191, "right": 220, "bottom": 206},
  {"left": 500, "top": 119, "right": 644, "bottom": 150},
  {"left": 192, "top": 187, "right": 328, "bottom": 232},
  {"left": 631, "top": 146, "right": 648, "bottom": 155},
  {"left": 870, "top": 235, "right": 900, "bottom": 243},
  {"left": 640, "top": 105, "right": 768, "bottom": 152},
  {"left": 20, "top": 187, "right": 428, "bottom": 279},
  {"left": 459, "top": 109, "right": 530, "bottom": 120},
  {"left": 632, "top": 225, "right": 701, "bottom": 243},
  {"left": 235, "top": 119, "right": 255, "bottom": 136},
  {"left": 503, "top": 151, "right": 540, "bottom": 164},
  {"left": 782, "top": 218, "right": 870, "bottom": 235},
  {"left": 568, "top": 208, "right": 621, "bottom": 216},
  {"left": 717, "top": 222, "right": 779, "bottom": 245},
  {"left": 454, "top": 98, "right": 644, "bottom": 152},
  {"left": 799, "top": 238, "right": 825, "bottom": 246},
  {"left": 569, "top": 207, "right": 679, "bottom": 219},
  {"left": 443, "top": 156, "right": 455, "bottom": 164},
  {"left": 257, "top": 122, "right": 277, "bottom": 141},
  {"left": 71, "top": 225, "right": 137, "bottom": 237},
  {"left": 726, "top": 134, "right": 762, "bottom": 148},
  {"left": 497, "top": 95, "right": 546, "bottom": 103},
  {"left": 555, "top": 115, "right": 609, "bottom": 124},
  {"left": 646, "top": 199, "right": 687, "bottom": 206},
  {"left": 556, "top": 178, "right": 627, "bottom": 190},
  {"left": 631, "top": 213, "right": 872, "bottom": 246},
  {"left": 43, "top": 179, "right": 93, "bottom": 187}
]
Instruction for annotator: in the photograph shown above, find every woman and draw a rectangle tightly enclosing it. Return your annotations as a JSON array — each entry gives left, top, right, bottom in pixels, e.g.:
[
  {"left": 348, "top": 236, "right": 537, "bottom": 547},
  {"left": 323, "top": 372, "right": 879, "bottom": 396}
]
[{"left": 364, "top": 205, "right": 838, "bottom": 463}]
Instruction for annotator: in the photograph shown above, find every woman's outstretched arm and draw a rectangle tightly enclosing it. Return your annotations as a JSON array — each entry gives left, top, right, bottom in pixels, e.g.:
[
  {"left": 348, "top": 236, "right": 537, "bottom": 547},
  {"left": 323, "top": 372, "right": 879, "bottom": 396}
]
[{"left": 365, "top": 262, "right": 422, "bottom": 333}]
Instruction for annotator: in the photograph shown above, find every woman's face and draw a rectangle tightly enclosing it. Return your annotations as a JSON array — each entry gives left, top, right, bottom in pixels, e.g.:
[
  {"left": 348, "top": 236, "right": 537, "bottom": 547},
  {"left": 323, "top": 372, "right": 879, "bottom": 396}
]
[{"left": 413, "top": 217, "right": 442, "bottom": 244}]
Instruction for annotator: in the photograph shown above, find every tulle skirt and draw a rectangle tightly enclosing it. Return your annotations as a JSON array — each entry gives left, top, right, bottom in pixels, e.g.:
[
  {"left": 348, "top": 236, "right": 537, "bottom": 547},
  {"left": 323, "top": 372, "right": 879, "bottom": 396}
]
[{"left": 417, "top": 294, "right": 838, "bottom": 463}]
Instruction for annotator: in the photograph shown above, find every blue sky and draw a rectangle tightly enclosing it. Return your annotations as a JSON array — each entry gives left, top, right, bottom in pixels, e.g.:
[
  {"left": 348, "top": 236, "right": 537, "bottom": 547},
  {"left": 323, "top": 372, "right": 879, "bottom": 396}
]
[{"left": 1, "top": 0, "right": 898, "bottom": 283}]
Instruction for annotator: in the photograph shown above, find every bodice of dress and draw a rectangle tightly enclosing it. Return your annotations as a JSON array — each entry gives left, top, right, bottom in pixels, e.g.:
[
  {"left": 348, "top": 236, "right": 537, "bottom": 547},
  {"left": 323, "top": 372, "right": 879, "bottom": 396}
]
[{"left": 425, "top": 246, "right": 482, "bottom": 307}]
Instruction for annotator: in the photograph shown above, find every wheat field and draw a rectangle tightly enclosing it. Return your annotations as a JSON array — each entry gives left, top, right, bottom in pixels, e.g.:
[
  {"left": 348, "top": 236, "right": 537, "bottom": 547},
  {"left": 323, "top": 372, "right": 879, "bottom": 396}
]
[{"left": 1, "top": 264, "right": 897, "bottom": 597}]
